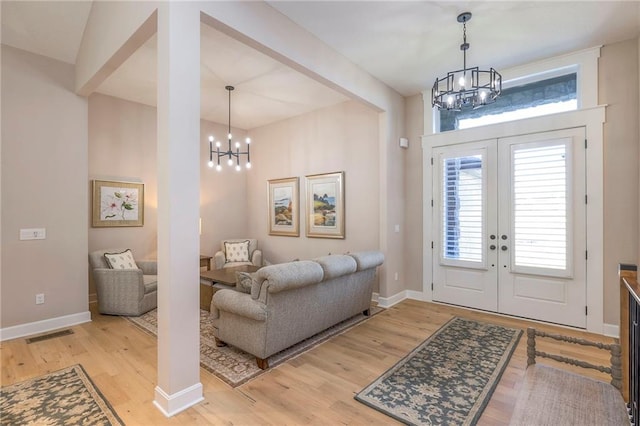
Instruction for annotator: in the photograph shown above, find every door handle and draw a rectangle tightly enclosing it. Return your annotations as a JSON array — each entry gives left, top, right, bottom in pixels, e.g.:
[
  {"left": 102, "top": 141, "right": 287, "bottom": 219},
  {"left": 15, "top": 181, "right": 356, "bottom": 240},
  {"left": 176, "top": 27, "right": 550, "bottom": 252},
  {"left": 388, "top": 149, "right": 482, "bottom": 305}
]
[
  {"left": 501, "top": 245, "right": 508, "bottom": 251},
  {"left": 490, "top": 235, "right": 496, "bottom": 240},
  {"left": 501, "top": 235, "right": 508, "bottom": 240},
  {"left": 490, "top": 245, "right": 497, "bottom": 250}
]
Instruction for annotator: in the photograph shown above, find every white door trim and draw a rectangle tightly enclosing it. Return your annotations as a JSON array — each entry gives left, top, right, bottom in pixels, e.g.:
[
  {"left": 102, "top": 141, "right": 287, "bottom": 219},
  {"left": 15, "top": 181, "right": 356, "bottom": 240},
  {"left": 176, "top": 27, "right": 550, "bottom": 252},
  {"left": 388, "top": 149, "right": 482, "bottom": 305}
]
[{"left": 422, "top": 106, "right": 606, "bottom": 333}]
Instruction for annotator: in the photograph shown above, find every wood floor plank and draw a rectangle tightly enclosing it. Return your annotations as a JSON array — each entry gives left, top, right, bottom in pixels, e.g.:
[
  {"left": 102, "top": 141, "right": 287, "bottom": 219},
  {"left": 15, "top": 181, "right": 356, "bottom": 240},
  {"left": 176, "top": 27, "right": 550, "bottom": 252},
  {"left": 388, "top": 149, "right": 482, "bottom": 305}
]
[{"left": 0, "top": 300, "right": 618, "bottom": 425}]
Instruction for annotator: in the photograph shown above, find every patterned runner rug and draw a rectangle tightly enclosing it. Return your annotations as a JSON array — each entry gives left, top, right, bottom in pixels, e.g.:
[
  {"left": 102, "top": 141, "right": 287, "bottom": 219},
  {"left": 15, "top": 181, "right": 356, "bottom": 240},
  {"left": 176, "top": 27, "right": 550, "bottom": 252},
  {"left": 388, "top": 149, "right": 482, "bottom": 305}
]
[
  {"left": 355, "top": 317, "right": 522, "bottom": 425},
  {"left": 127, "top": 307, "right": 381, "bottom": 387},
  {"left": 0, "top": 364, "right": 123, "bottom": 426}
]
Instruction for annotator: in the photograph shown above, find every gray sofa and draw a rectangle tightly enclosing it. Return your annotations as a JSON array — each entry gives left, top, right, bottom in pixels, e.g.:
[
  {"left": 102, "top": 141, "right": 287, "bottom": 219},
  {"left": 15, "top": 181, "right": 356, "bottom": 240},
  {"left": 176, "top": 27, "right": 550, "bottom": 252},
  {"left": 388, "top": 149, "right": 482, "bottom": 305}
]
[{"left": 210, "top": 251, "right": 384, "bottom": 369}]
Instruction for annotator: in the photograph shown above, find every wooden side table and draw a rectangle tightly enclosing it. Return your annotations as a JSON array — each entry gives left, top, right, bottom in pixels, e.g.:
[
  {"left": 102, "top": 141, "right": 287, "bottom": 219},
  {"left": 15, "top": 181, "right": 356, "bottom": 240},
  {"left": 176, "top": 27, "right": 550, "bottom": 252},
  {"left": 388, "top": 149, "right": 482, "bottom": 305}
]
[{"left": 200, "top": 255, "right": 212, "bottom": 271}]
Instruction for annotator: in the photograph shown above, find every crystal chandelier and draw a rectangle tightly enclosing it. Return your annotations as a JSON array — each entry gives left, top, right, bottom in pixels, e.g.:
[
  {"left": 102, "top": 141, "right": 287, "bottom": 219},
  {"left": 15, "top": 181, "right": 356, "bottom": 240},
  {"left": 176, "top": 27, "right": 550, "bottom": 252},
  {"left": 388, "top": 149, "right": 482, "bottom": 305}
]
[
  {"left": 431, "top": 12, "right": 502, "bottom": 111},
  {"left": 207, "top": 86, "right": 251, "bottom": 171}
]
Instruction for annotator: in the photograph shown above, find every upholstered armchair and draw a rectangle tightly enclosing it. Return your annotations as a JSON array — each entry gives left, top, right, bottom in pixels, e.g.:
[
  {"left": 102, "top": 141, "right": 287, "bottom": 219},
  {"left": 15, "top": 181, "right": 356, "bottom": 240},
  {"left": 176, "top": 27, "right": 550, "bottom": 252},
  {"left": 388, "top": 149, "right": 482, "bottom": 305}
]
[
  {"left": 88, "top": 248, "right": 157, "bottom": 316},
  {"left": 214, "top": 239, "right": 262, "bottom": 269}
]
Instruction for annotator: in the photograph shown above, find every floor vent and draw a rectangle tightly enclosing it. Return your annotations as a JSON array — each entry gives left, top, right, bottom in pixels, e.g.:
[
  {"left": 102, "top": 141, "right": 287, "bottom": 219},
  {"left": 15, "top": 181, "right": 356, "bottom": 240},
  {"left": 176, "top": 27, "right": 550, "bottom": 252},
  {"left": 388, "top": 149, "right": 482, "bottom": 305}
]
[{"left": 26, "top": 329, "right": 74, "bottom": 344}]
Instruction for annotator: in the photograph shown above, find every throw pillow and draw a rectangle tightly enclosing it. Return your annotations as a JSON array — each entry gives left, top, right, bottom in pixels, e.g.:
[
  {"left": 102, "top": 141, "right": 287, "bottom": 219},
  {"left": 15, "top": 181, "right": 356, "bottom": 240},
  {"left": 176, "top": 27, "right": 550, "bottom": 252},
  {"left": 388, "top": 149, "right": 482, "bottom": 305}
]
[
  {"left": 104, "top": 249, "right": 138, "bottom": 269},
  {"left": 224, "top": 240, "right": 250, "bottom": 263},
  {"left": 235, "top": 271, "right": 255, "bottom": 294}
]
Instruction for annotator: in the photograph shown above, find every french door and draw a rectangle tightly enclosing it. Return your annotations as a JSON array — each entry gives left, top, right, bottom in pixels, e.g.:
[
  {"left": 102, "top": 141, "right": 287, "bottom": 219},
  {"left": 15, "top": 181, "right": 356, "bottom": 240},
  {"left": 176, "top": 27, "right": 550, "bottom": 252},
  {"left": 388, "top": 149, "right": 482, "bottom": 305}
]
[{"left": 432, "top": 128, "right": 587, "bottom": 328}]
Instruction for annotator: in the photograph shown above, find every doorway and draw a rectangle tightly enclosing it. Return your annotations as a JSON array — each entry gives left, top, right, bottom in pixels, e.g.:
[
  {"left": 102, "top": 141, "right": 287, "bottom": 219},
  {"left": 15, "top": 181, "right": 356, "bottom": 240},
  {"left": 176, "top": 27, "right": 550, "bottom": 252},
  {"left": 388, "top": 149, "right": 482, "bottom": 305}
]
[{"left": 431, "top": 127, "right": 587, "bottom": 328}]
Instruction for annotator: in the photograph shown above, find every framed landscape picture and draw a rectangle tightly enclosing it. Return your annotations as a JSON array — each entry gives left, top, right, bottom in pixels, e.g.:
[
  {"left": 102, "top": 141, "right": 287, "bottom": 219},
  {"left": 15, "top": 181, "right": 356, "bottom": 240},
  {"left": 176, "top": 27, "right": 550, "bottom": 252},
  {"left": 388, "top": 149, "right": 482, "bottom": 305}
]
[
  {"left": 305, "top": 171, "right": 345, "bottom": 239},
  {"left": 267, "top": 177, "right": 299, "bottom": 237},
  {"left": 92, "top": 179, "right": 144, "bottom": 227}
]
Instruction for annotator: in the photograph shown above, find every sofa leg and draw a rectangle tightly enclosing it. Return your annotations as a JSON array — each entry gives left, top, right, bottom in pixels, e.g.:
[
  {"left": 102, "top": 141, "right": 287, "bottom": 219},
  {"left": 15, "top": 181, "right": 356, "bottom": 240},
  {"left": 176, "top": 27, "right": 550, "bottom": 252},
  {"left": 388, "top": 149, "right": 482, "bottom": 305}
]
[
  {"left": 214, "top": 337, "right": 227, "bottom": 347},
  {"left": 363, "top": 308, "right": 371, "bottom": 316},
  {"left": 256, "top": 357, "right": 269, "bottom": 370}
]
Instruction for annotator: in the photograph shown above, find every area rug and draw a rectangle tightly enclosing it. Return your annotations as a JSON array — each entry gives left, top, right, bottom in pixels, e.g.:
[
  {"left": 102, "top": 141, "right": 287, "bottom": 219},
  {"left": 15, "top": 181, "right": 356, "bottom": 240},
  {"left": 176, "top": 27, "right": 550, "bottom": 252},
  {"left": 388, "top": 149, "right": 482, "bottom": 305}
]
[
  {"left": 355, "top": 317, "right": 522, "bottom": 426},
  {"left": 0, "top": 364, "right": 123, "bottom": 426},
  {"left": 127, "top": 307, "right": 381, "bottom": 387}
]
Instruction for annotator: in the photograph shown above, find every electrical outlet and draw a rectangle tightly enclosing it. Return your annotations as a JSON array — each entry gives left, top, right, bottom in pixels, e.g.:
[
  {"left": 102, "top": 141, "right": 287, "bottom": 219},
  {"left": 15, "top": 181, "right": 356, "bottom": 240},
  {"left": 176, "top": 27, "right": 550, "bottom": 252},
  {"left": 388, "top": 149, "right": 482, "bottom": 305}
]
[
  {"left": 394, "top": 272, "right": 399, "bottom": 281},
  {"left": 35, "top": 293, "right": 45, "bottom": 305}
]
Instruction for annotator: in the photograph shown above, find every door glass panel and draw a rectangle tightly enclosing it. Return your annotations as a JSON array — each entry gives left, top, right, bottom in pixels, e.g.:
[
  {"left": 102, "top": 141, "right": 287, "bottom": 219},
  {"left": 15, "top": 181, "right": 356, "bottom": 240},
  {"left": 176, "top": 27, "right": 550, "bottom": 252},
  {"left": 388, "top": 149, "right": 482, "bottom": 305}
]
[
  {"left": 512, "top": 143, "right": 568, "bottom": 271},
  {"left": 442, "top": 155, "right": 483, "bottom": 263}
]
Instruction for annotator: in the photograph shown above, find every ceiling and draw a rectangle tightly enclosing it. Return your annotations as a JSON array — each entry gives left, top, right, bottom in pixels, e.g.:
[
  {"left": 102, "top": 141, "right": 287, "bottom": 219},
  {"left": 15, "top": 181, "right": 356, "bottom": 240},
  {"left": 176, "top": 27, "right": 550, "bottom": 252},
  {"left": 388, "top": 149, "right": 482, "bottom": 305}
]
[{"left": 2, "top": 1, "right": 639, "bottom": 130}]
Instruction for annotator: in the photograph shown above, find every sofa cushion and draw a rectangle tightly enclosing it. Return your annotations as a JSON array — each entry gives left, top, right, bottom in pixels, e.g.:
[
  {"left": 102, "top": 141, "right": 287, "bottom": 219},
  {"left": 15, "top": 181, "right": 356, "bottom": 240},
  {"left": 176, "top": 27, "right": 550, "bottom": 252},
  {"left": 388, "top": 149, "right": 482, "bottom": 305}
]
[
  {"left": 143, "top": 275, "right": 157, "bottom": 293},
  {"left": 104, "top": 249, "right": 138, "bottom": 270},
  {"left": 314, "top": 255, "right": 357, "bottom": 279},
  {"left": 224, "top": 240, "right": 250, "bottom": 263},
  {"left": 236, "top": 271, "right": 255, "bottom": 294},
  {"left": 350, "top": 251, "right": 385, "bottom": 271},
  {"left": 256, "top": 261, "right": 324, "bottom": 294}
]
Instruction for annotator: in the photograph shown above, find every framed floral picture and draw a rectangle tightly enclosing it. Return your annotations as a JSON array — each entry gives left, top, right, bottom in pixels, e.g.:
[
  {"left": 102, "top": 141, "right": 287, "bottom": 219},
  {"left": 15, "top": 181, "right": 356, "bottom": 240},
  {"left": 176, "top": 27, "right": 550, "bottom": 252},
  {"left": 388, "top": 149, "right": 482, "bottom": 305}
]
[
  {"left": 267, "top": 177, "right": 299, "bottom": 237},
  {"left": 305, "top": 171, "right": 345, "bottom": 239},
  {"left": 92, "top": 180, "right": 144, "bottom": 227}
]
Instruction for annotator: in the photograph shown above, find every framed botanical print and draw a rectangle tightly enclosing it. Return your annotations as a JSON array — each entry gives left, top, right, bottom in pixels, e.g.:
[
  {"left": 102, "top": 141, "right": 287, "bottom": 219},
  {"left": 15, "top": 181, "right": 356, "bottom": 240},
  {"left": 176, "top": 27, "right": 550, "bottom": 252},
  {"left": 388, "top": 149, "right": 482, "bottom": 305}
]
[
  {"left": 92, "top": 180, "right": 144, "bottom": 227},
  {"left": 267, "top": 177, "right": 299, "bottom": 236},
  {"left": 305, "top": 171, "right": 345, "bottom": 239}
]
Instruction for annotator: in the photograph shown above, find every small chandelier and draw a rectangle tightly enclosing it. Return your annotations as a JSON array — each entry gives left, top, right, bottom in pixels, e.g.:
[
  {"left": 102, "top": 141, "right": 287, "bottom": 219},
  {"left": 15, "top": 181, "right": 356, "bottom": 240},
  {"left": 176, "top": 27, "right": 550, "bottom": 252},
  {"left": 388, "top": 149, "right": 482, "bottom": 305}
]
[
  {"left": 431, "top": 12, "right": 502, "bottom": 111},
  {"left": 207, "top": 85, "right": 251, "bottom": 171}
]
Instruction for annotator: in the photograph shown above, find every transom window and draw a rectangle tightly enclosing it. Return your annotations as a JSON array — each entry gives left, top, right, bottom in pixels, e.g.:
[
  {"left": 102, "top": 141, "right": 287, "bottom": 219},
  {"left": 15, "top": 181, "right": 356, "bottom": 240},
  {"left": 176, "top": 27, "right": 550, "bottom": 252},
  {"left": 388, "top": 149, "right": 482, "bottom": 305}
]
[{"left": 440, "top": 73, "right": 577, "bottom": 132}]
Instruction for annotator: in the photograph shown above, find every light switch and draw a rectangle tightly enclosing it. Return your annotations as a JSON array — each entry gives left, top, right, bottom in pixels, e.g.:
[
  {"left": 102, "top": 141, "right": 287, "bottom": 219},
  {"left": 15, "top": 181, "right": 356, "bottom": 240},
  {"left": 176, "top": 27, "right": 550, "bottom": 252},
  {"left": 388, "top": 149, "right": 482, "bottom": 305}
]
[
  {"left": 394, "top": 224, "right": 400, "bottom": 233},
  {"left": 20, "top": 228, "right": 46, "bottom": 240}
]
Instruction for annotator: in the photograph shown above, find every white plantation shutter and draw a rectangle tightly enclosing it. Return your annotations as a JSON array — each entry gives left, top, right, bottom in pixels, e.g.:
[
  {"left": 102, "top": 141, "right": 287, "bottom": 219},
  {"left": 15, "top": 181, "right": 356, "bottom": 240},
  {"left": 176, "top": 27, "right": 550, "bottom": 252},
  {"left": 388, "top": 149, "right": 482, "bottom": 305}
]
[
  {"left": 512, "top": 142, "right": 569, "bottom": 273},
  {"left": 441, "top": 155, "right": 483, "bottom": 263}
]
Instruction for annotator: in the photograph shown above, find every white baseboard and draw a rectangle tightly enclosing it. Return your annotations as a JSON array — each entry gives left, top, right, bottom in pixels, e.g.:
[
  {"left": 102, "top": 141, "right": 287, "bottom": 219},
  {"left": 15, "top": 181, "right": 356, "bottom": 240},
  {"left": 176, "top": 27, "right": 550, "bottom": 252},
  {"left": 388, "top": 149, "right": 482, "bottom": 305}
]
[
  {"left": 603, "top": 323, "right": 619, "bottom": 338},
  {"left": 377, "top": 290, "right": 408, "bottom": 308},
  {"left": 154, "top": 383, "right": 204, "bottom": 417},
  {"left": 0, "top": 311, "right": 91, "bottom": 342},
  {"left": 376, "top": 290, "right": 619, "bottom": 338}
]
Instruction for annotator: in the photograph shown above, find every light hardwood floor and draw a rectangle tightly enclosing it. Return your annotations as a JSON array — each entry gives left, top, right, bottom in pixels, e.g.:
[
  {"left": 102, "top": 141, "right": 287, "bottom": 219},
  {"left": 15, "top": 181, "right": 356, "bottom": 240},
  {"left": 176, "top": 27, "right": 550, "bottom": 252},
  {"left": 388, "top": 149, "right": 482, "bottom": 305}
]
[{"left": 1, "top": 299, "right": 617, "bottom": 425}]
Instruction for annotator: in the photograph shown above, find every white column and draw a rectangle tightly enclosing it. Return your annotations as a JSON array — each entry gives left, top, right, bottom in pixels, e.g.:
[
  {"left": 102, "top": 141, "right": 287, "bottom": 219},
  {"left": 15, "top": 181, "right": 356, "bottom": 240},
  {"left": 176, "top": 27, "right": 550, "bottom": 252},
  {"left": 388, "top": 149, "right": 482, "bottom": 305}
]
[{"left": 154, "top": 2, "right": 202, "bottom": 417}]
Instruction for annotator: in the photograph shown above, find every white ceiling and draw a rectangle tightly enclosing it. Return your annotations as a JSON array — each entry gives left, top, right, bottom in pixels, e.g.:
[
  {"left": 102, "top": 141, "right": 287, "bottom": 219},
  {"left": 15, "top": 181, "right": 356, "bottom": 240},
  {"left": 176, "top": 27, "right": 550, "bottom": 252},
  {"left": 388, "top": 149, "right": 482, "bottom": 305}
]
[{"left": 2, "top": 1, "right": 640, "bottom": 130}]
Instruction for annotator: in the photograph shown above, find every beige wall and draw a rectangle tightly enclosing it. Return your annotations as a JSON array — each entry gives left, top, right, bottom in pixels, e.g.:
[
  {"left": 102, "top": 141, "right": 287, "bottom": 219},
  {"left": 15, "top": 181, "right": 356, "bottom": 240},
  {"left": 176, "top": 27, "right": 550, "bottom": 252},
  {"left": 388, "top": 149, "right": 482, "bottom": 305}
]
[
  {"left": 87, "top": 93, "right": 250, "bottom": 298},
  {"left": 199, "top": 119, "right": 249, "bottom": 255},
  {"left": 88, "top": 94, "right": 158, "bottom": 258},
  {"left": 403, "top": 94, "right": 425, "bottom": 292},
  {"left": 246, "top": 101, "right": 380, "bottom": 267},
  {"left": 1, "top": 46, "right": 88, "bottom": 328},
  {"left": 599, "top": 38, "right": 640, "bottom": 325}
]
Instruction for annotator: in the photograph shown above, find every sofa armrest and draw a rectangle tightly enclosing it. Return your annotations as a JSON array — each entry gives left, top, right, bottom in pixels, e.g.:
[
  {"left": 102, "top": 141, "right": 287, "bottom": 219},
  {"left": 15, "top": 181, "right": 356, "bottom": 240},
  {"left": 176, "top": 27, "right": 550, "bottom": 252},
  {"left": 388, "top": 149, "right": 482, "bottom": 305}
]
[
  {"left": 214, "top": 251, "right": 225, "bottom": 269},
  {"left": 350, "top": 251, "right": 385, "bottom": 271},
  {"left": 212, "top": 289, "right": 267, "bottom": 321},
  {"left": 137, "top": 260, "right": 157, "bottom": 275},
  {"left": 92, "top": 268, "right": 145, "bottom": 299},
  {"left": 251, "top": 249, "right": 263, "bottom": 267}
]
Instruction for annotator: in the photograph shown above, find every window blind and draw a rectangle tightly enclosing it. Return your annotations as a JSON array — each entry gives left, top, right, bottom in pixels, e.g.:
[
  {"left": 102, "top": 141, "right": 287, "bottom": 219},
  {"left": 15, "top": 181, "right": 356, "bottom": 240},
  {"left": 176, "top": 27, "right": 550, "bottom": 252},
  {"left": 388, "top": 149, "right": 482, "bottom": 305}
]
[
  {"left": 442, "top": 156, "right": 483, "bottom": 263},
  {"left": 513, "top": 144, "right": 567, "bottom": 270}
]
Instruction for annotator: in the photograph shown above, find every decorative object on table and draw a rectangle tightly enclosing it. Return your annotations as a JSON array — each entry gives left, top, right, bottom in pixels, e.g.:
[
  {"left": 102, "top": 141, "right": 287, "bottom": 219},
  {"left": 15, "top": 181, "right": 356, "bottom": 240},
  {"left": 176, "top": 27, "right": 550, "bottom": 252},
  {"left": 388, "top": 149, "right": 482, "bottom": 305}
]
[
  {"left": 92, "top": 179, "right": 144, "bottom": 227},
  {"left": 0, "top": 364, "right": 123, "bottom": 426},
  {"left": 207, "top": 85, "right": 252, "bottom": 171},
  {"left": 127, "top": 307, "right": 382, "bottom": 387},
  {"left": 431, "top": 12, "right": 502, "bottom": 111},
  {"left": 214, "top": 239, "right": 262, "bottom": 269},
  {"left": 267, "top": 177, "right": 299, "bottom": 236},
  {"left": 305, "top": 171, "right": 345, "bottom": 239},
  {"left": 355, "top": 317, "right": 522, "bottom": 425},
  {"left": 89, "top": 248, "right": 157, "bottom": 316}
]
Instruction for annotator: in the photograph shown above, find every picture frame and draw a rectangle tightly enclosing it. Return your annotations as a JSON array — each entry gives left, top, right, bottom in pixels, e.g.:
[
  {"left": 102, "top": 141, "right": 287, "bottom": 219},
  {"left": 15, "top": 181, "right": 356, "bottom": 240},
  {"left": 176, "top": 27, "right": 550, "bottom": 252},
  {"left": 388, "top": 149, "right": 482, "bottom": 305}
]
[
  {"left": 267, "top": 177, "right": 299, "bottom": 237},
  {"left": 305, "top": 171, "right": 345, "bottom": 239},
  {"left": 92, "top": 180, "right": 144, "bottom": 227}
]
